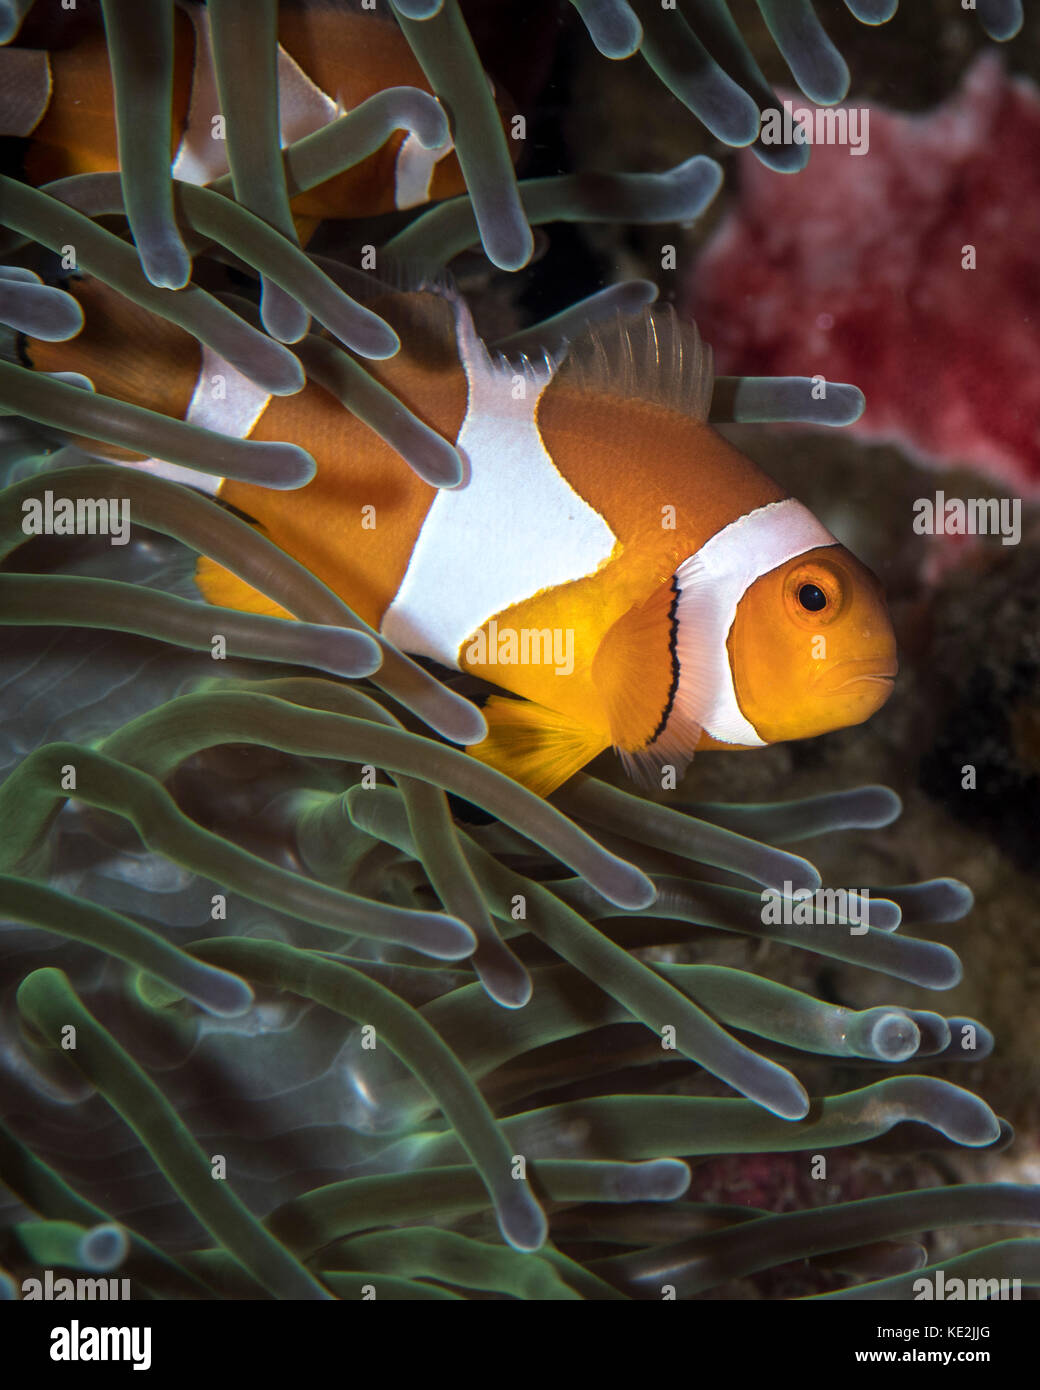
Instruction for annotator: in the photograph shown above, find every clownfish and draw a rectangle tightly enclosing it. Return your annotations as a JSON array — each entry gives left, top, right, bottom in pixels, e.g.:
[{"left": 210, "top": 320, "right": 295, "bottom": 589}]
[
  {"left": 0, "top": 1, "right": 513, "bottom": 230},
  {"left": 23, "top": 275, "right": 898, "bottom": 797}
]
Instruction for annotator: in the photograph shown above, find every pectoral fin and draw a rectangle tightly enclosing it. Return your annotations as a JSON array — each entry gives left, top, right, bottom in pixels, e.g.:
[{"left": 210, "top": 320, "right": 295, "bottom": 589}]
[
  {"left": 592, "top": 576, "right": 702, "bottom": 787},
  {"left": 466, "top": 695, "right": 609, "bottom": 798},
  {"left": 593, "top": 577, "right": 679, "bottom": 751}
]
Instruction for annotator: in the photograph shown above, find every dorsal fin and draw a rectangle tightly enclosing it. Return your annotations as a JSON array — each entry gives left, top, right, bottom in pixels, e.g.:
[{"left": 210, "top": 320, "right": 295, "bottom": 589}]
[
  {"left": 315, "top": 258, "right": 467, "bottom": 374},
  {"left": 551, "top": 304, "right": 714, "bottom": 421},
  {"left": 310, "top": 254, "right": 457, "bottom": 310}
]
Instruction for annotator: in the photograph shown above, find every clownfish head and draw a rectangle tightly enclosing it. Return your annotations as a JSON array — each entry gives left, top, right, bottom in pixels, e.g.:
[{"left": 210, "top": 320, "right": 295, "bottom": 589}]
[
  {"left": 727, "top": 542, "right": 897, "bottom": 744},
  {"left": 621, "top": 500, "right": 898, "bottom": 780}
]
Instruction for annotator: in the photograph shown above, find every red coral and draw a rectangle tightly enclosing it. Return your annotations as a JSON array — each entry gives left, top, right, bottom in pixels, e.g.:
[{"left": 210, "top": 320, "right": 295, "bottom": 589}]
[{"left": 687, "top": 55, "right": 1040, "bottom": 494}]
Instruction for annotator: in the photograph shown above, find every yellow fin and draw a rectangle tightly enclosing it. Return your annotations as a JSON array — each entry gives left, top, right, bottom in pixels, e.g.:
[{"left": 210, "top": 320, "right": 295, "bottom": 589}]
[
  {"left": 593, "top": 578, "right": 678, "bottom": 752},
  {"left": 466, "top": 695, "right": 609, "bottom": 798},
  {"left": 195, "top": 555, "right": 293, "bottom": 619}
]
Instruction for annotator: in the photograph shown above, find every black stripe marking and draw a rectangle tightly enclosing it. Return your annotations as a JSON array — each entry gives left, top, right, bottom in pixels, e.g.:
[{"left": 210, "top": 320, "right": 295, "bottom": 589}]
[{"left": 647, "top": 574, "right": 681, "bottom": 746}]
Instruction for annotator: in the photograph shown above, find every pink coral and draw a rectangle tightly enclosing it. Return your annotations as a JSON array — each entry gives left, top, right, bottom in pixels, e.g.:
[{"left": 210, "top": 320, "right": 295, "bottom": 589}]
[{"left": 687, "top": 55, "right": 1040, "bottom": 495}]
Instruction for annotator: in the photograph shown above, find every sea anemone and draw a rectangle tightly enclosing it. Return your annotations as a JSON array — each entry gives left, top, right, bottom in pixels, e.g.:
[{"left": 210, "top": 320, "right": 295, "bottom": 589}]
[
  {"left": 566, "top": 0, "right": 1023, "bottom": 173},
  {"left": 0, "top": 0, "right": 1037, "bottom": 1304}
]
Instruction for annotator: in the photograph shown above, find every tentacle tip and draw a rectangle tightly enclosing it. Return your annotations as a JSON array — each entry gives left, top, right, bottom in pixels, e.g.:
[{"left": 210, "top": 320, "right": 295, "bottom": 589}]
[
  {"left": 800, "top": 55, "right": 853, "bottom": 109},
  {"left": 682, "top": 154, "right": 725, "bottom": 199},
  {"left": 45, "top": 371, "right": 95, "bottom": 391},
  {"left": 392, "top": 0, "right": 445, "bottom": 17},
  {"left": 943, "top": 957, "right": 965, "bottom": 990},
  {"left": 579, "top": 1, "right": 642, "bottom": 59},
  {"left": 198, "top": 976, "right": 255, "bottom": 1018},
  {"left": 993, "top": 1118, "right": 1015, "bottom": 1149},
  {"left": 426, "top": 917, "right": 479, "bottom": 960},
  {"left": 261, "top": 295, "right": 311, "bottom": 346},
  {"left": 599, "top": 36, "right": 642, "bottom": 61},
  {"left": 351, "top": 321, "right": 402, "bottom": 361},
  {"left": 499, "top": 1195, "right": 549, "bottom": 1252},
  {"left": 768, "top": 1080, "right": 811, "bottom": 1121},
  {"left": 484, "top": 223, "right": 536, "bottom": 275},
  {"left": 448, "top": 708, "right": 490, "bottom": 746},
  {"left": 414, "top": 95, "right": 452, "bottom": 149},
  {"left": 947, "top": 879, "right": 975, "bottom": 916},
  {"left": 752, "top": 138, "right": 812, "bottom": 175},
  {"left": 870, "top": 899, "right": 902, "bottom": 932},
  {"left": 862, "top": 785, "right": 902, "bottom": 825},
  {"left": 829, "top": 72, "right": 853, "bottom": 107},
  {"left": 256, "top": 444, "right": 318, "bottom": 490},
  {"left": 265, "top": 359, "right": 308, "bottom": 397},
  {"left": 643, "top": 1158, "right": 692, "bottom": 1200},
  {"left": 43, "top": 304, "right": 85, "bottom": 341},
  {"left": 80, "top": 1223, "right": 129, "bottom": 1272},
  {"left": 847, "top": 0, "right": 899, "bottom": 23},
  {"left": 785, "top": 861, "right": 822, "bottom": 894},
  {"left": 141, "top": 244, "right": 193, "bottom": 292},
  {"left": 968, "top": 1115, "right": 1003, "bottom": 1147},
  {"left": 609, "top": 870, "right": 657, "bottom": 911},
  {"left": 0, "top": 0, "right": 27, "bottom": 44},
  {"left": 831, "top": 383, "right": 866, "bottom": 424},
  {"left": 430, "top": 454, "right": 465, "bottom": 490},
  {"left": 479, "top": 966, "right": 534, "bottom": 1010},
  {"left": 982, "top": 6, "right": 1023, "bottom": 42},
  {"left": 327, "top": 632, "right": 384, "bottom": 679},
  {"left": 419, "top": 126, "right": 452, "bottom": 152}
]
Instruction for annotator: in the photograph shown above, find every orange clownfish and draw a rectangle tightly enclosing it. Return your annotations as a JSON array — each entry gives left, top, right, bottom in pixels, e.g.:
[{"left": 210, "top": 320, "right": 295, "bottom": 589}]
[
  {"left": 0, "top": 1, "right": 512, "bottom": 229},
  {"left": 24, "top": 276, "right": 898, "bottom": 797}
]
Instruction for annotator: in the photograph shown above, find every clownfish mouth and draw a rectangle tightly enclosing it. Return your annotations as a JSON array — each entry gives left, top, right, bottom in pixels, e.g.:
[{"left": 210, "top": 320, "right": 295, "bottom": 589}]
[{"left": 820, "top": 658, "right": 898, "bottom": 695}]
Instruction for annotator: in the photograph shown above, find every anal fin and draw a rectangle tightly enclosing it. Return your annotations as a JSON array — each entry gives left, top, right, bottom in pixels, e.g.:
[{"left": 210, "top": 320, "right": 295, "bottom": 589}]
[{"left": 466, "top": 695, "right": 609, "bottom": 798}]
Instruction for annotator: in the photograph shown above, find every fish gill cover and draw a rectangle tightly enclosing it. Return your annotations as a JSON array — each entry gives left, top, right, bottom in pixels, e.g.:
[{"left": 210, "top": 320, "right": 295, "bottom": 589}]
[{"left": 0, "top": 0, "right": 1036, "bottom": 1336}]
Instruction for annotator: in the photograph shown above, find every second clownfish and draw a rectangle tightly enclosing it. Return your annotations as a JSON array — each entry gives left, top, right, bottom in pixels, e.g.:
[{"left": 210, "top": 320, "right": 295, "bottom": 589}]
[
  {"left": 0, "top": 0, "right": 514, "bottom": 230},
  {"left": 23, "top": 275, "right": 898, "bottom": 796}
]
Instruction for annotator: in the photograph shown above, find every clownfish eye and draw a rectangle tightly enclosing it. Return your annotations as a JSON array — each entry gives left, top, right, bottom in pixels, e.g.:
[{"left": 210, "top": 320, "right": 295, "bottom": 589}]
[{"left": 783, "top": 558, "right": 848, "bottom": 627}]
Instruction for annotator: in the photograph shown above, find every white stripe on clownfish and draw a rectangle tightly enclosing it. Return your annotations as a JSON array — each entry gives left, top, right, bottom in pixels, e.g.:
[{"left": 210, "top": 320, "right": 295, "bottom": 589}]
[
  {"left": 627, "top": 499, "right": 838, "bottom": 781},
  {"left": 380, "top": 296, "right": 618, "bottom": 669},
  {"left": 120, "top": 345, "right": 271, "bottom": 494},
  {"left": 172, "top": 0, "right": 339, "bottom": 187},
  {"left": 393, "top": 66, "right": 495, "bottom": 210},
  {"left": 394, "top": 129, "right": 455, "bottom": 210}
]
